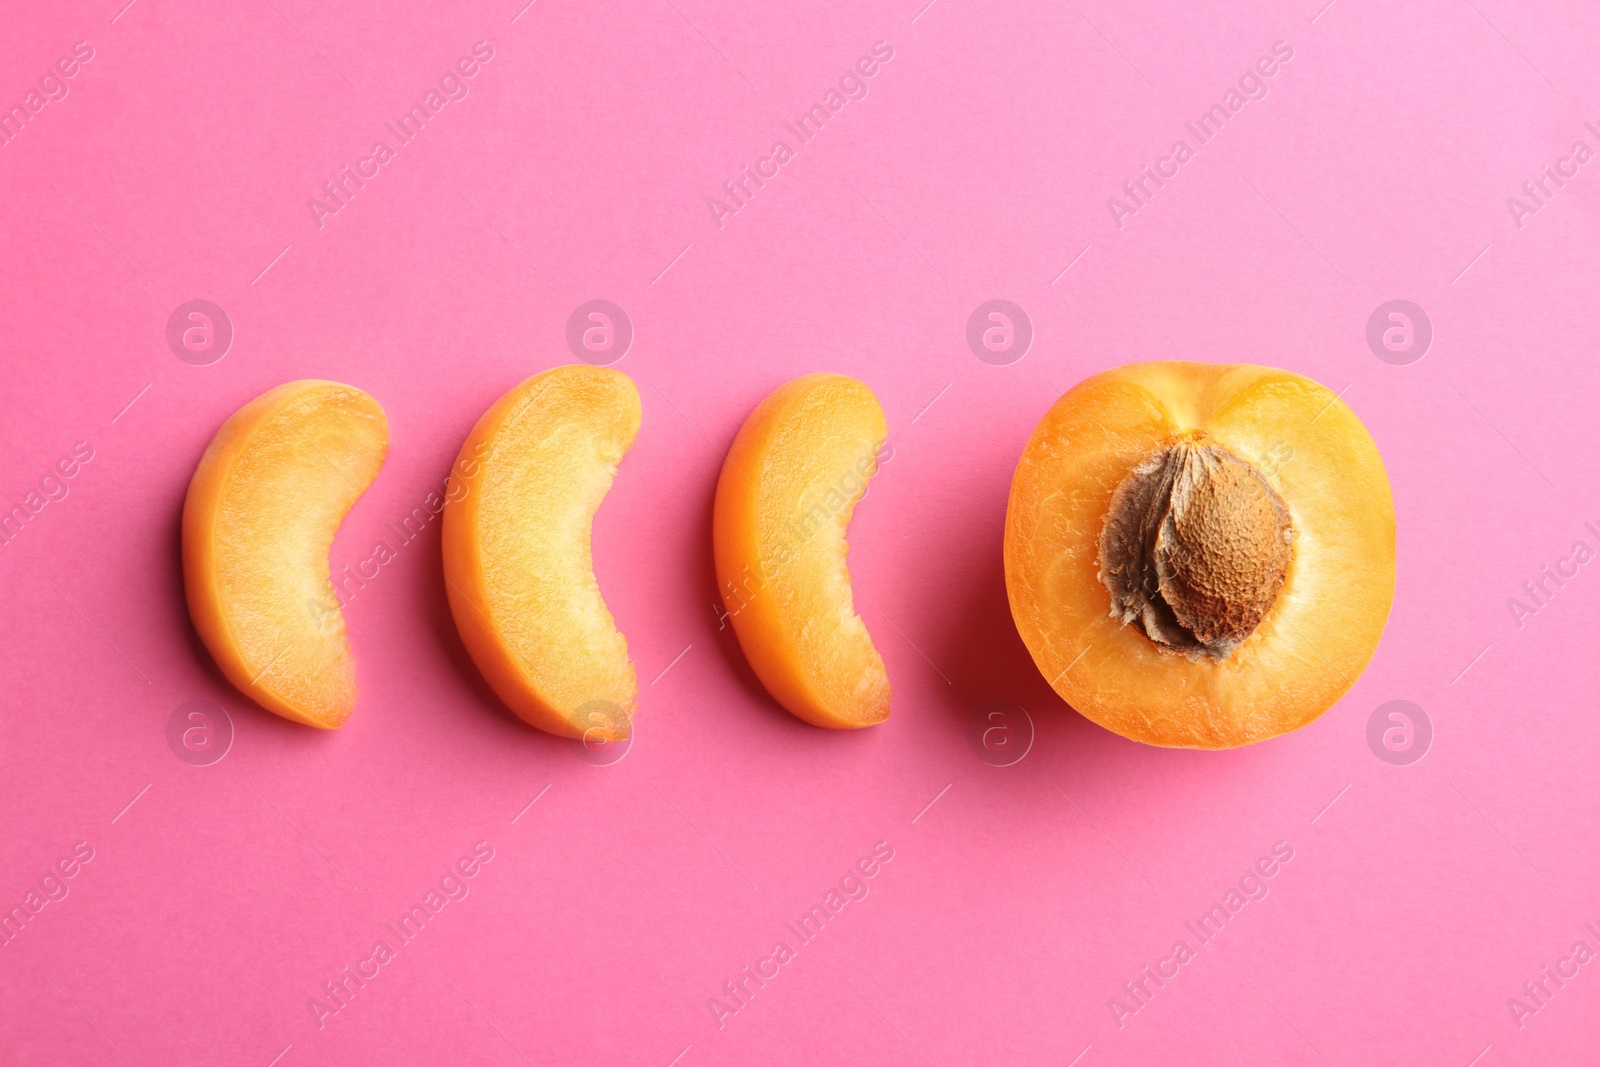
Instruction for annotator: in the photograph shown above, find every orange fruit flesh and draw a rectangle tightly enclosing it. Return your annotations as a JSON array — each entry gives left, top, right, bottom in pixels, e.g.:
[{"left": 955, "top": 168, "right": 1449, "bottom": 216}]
[
  {"left": 714, "top": 374, "right": 890, "bottom": 728},
  {"left": 1005, "top": 362, "right": 1394, "bottom": 748},
  {"left": 182, "top": 381, "right": 389, "bottom": 728},
  {"left": 441, "top": 366, "right": 640, "bottom": 741}
]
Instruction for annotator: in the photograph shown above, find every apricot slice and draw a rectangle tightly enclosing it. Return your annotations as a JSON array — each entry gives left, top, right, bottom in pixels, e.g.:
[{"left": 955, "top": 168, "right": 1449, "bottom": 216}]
[
  {"left": 183, "top": 381, "right": 389, "bottom": 729},
  {"left": 441, "top": 366, "right": 640, "bottom": 741},
  {"left": 714, "top": 374, "right": 890, "bottom": 729},
  {"left": 1004, "top": 362, "right": 1394, "bottom": 748}
]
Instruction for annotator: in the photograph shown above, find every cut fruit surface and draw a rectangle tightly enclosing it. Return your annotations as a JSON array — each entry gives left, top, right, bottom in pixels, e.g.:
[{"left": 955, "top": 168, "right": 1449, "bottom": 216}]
[
  {"left": 442, "top": 365, "right": 640, "bottom": 741},
  {"left": 1004, "top": 361, "right": 1395, "bottom": 749},
  {"left": 183, "top": 381, "right": 389, "bottom": 728},
  {"left": 714, "top": 373, "right": 890, "bottom": 729}
]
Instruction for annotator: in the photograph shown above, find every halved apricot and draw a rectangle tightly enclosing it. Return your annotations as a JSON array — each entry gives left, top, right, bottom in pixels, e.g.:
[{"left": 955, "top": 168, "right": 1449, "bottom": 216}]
[
  {"left": 1005, "top": 362, "right": 1394, "bottom": 748},
  {"left": 441, "top": 366, "right": 640, "bottom": 741},
  {"left": 714, "top": 374, "right": 890, "bottom": 728},
  {"left": 183, "top": 381, "right": 389, "bottom": 728}
]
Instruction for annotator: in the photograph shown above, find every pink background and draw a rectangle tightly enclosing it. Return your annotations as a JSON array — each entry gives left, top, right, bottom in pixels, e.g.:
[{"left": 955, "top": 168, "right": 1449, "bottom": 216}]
[{"left": 1, "top": 0, "right": 1598, "bottom": 1063}]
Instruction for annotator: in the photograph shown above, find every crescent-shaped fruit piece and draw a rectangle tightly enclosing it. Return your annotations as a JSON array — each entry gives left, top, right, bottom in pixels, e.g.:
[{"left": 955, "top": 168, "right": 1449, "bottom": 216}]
[
  {"left": 183, "top": 380, "right": 389, "bottom": 729},
  {"left": 714, "top": 373, "right": 890, "bottom": 729},
  {"left": 442, "top": 365, "right": 640, "bottom": 741},
  {"left": 1005, "top": 361, "right": 1395, "bottom": 749}
]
